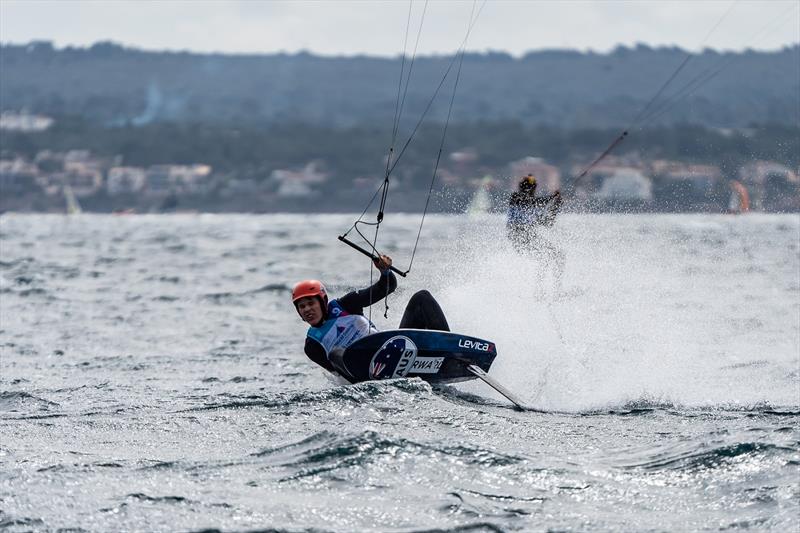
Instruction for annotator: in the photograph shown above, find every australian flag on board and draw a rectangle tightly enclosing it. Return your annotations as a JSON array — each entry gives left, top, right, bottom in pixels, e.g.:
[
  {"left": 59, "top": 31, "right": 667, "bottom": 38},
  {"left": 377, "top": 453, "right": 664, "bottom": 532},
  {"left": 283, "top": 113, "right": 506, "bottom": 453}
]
[{"left": 369, "top": 336, "right": 414, "bottom": 380}]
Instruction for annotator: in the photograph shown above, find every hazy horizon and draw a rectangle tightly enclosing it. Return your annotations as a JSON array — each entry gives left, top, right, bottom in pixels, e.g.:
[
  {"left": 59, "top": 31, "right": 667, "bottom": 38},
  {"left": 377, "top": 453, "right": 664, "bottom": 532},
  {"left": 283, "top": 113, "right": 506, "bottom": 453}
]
[
  {"left": 4, "top": 37, "right": 799, "bottom": 60},
  {"left": 1, "top": 0, "right": 798, "bottom": 59}
]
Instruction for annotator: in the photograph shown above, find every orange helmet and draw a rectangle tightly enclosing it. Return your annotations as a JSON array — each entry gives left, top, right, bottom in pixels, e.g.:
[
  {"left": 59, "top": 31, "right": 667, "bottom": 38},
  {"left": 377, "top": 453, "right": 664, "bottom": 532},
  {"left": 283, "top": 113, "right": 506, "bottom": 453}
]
[{"left": 291, "top": 279, "right": 327, "bottom": 306}]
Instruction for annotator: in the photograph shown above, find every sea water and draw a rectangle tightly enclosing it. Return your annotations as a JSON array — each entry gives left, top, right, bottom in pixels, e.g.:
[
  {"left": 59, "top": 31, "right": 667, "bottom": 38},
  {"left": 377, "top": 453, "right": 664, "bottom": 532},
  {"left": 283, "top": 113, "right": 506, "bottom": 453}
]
[{"left": 1, "top": 213, "right": 798, "bottom": 532}]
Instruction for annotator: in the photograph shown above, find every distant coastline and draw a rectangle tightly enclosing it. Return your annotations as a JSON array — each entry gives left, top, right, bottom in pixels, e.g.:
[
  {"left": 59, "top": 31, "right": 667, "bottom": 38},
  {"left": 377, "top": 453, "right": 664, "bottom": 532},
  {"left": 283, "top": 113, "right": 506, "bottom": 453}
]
[
  {"left": 2, "top": 41, "right": 797, "bottom": 129},
  {"left": 2, "top": 41, "right": 797, "bottom": 213}
]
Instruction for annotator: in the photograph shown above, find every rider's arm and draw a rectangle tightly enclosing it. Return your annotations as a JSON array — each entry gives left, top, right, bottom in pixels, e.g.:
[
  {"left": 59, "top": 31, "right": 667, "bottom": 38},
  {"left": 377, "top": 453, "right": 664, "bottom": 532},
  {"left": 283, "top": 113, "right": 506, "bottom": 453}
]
[
  {"left": 304, "top": 337, "right": 335, "bottom": 372},
  {"left": 338, "top": 270, "right": 398, "bottom": 313}
]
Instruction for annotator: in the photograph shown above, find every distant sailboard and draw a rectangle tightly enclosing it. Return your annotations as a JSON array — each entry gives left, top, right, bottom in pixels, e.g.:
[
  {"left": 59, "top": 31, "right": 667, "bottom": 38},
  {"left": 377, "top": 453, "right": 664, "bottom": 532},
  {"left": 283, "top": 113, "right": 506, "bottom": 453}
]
[
  {"left": 64, "top": 185, "right": 82, "bottom": 215},
  {"left": 467, "top": 175, "right": 493, "bottom": 216},
  {"left": 728, "top": 180, "right": 750, "bottom": 214}
]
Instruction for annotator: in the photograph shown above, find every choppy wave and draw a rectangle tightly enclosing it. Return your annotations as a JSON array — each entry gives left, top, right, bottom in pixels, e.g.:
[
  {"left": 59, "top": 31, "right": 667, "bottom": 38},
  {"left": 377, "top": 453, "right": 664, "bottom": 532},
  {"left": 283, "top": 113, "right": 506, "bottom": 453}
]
[
  {"left": 0, "top": 515, "right": 46, "bottom": 530},
  {"left": 189, "top": 378, "right": 434, "bottom": 411},
  {"left": 588, "top": 398, "right": 800, "bottom": 416},
  {"left": 254, "top": 430, "right": 523, "bottom": 479},
  {"left": 617, "top": 441, "right": 796, "bottom": 472},
  {"left": 0, "top": 391, "right": 59, "bottom": 412}
]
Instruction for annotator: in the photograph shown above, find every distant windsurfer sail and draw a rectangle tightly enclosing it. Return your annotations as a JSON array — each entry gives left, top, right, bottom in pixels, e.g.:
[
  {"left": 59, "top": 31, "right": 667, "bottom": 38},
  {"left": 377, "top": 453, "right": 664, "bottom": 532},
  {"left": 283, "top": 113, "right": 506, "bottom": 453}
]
[
  {"left": 467, "top": 175, "right": 493, "bottom": 215},
  {"left": 728, "top": 180, "right": 750, "bottom": 214},
  {"left": 64, "top": 185, "right": 82, "bottom": 215}
]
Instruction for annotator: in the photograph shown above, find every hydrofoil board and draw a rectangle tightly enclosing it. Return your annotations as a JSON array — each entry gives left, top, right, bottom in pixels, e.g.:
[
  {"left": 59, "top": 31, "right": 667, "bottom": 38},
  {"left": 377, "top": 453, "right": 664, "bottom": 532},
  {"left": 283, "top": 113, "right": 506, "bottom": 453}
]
[{"left": 332, "top": 329, "right": 496, "bottom": 384}]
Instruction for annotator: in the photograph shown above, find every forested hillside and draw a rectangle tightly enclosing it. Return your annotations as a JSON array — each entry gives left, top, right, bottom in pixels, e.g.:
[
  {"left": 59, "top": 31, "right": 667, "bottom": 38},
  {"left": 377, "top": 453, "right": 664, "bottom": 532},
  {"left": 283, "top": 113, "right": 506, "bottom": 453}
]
[{"left": 2, "top": 41, "right": 797, "bottom": 128}]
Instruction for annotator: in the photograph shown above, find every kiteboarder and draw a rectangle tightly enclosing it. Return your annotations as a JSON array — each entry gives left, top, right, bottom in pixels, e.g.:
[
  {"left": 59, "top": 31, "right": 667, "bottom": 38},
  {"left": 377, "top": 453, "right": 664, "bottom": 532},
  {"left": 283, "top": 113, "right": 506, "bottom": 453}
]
[
  {"left": 507, "top": 174, "right": 565, "bottom": 284},
  {"left": 292, "top": 255, "right": 450, "bottom": 373}
]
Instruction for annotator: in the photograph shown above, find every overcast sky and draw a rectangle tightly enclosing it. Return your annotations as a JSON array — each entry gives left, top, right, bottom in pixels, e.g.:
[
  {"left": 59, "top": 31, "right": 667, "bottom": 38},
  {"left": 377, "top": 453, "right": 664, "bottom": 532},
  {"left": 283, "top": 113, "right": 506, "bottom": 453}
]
[{"left": 1, "top": 0, "right": 798, "bottom": 57}]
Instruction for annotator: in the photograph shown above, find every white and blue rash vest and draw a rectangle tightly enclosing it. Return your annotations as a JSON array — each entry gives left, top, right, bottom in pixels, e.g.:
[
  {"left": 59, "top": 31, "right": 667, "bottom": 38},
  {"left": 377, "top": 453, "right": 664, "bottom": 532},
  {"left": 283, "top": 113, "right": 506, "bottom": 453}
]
[
  {"left": 306, "top": 299, "right": 377, "bottom": 358},
  {"left": 507, "top": 205, "right": 549, "bottom": 226}
]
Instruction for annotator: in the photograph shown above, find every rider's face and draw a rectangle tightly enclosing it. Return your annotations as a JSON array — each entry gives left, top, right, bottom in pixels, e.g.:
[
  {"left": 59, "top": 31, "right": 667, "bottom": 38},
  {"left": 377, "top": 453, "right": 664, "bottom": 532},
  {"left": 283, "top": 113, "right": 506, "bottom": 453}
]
[{"left": 296, "top": 296, "right": 323, "bottom": 325}]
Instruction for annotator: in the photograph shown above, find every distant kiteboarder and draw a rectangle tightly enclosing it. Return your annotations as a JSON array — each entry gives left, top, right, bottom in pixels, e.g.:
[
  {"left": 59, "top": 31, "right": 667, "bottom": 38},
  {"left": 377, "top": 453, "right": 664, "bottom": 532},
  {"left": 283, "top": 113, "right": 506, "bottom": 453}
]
[
  {"left": 507, "top": 174, "right": 565, "bottom": 285},
  {"left": 291, "top": 255, "right": 450, "bottom": 374}
]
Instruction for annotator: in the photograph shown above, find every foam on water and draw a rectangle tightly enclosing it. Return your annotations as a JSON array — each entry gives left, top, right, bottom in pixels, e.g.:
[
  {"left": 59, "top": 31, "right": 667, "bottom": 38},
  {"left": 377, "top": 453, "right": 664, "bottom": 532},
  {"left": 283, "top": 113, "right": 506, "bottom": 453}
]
[{"left": 424, "top": 214, "right": 800, "bottom": 412}]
